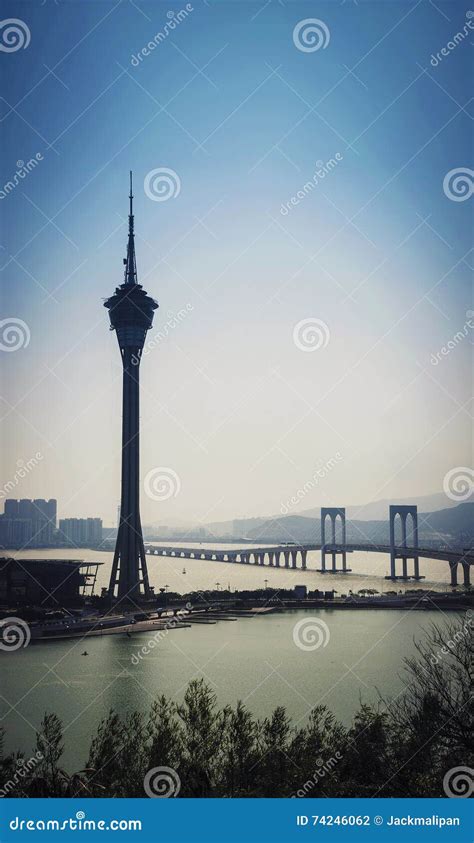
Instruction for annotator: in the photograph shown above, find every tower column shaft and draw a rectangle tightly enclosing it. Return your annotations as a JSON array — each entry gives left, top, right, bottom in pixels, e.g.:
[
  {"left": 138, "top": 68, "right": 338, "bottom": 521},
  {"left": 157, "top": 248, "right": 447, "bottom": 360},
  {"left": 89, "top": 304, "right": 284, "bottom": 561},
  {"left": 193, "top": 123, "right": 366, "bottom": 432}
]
[{"left": 110, "top": 351, "right": 150, "bottom": 600}]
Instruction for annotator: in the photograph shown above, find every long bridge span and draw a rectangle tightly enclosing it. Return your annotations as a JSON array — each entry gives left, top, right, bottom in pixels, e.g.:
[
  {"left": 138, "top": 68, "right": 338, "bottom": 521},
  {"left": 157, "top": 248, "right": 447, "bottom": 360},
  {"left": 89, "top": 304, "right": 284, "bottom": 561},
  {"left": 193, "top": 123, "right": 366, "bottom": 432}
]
[
  {"left": 144, "top": 542, "right": 473, "bottom": 586},
  {"left": 142, "top": 504, "right": 472, "bottom": 586}
]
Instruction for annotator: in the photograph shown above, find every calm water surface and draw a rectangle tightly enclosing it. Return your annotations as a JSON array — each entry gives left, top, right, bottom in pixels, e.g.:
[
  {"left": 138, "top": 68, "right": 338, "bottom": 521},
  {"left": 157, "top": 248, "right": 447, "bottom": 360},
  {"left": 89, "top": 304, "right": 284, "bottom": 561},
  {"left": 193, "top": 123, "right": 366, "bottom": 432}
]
[
  {"left": 1, "top": 610, "right": 456, "bottom": 770},
  {"left": 6, "top": 543, "right": 452, "bottom": 596},
  {"left": 1, "top": 546, "right": 458, "bottom": 770}
]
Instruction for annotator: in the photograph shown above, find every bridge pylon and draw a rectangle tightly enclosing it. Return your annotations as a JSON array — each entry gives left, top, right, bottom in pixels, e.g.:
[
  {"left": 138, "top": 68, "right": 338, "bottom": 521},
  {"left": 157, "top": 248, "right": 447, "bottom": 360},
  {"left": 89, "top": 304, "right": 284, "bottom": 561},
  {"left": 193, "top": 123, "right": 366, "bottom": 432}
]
[
  {"left": 387, "top": 505, "right": 423, "bottom": 581},
  {"left": 449, "top": 559, "right": 472, "bottom": 588},
  {"left": 317, "top": 508, "right": 351, "bottom": 574}
]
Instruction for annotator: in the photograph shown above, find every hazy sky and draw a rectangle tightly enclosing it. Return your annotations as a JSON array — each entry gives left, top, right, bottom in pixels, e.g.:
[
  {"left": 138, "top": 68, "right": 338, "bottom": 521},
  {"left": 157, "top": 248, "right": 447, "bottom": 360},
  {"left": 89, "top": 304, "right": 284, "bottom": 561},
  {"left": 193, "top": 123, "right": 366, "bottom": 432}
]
[{"left": 1, "top": 0, "right": 472, "bottom": 526}]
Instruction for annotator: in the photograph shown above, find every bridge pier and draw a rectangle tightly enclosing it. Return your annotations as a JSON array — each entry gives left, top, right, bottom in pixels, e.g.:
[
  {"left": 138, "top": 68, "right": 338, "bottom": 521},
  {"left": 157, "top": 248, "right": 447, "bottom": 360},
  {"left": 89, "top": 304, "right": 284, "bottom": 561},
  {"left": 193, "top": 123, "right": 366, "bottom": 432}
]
[
  {"left": 449, "top": 560, "right": 458, "bottom": 587},
  {"left": 318, "top": 508, "right": 351, "bottom": 573},
  {"left": 462, "top": 561, "right": 471, "bottom": 588},
  {"left": 139, "top": 543, "right": 472, "bottom": 586},
  {"left": 388, "top": 505, "right": 423, "bottom": 580}
]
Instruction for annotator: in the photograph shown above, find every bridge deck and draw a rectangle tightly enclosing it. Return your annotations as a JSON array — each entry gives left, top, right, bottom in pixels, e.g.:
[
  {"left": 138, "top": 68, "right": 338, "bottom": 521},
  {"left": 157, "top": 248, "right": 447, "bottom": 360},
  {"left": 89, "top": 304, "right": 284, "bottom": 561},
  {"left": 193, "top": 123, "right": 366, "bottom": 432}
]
[{"left": 143, "top": 544, "right": 473, "bottom": 564}]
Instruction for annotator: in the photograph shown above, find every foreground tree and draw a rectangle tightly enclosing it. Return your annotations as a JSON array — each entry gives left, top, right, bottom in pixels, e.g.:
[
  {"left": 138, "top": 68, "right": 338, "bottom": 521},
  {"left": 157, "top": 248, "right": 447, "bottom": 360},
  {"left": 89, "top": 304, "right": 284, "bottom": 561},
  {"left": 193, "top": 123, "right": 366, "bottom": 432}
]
[{"left": 5, "top": 615, "right": 472, "bottom": 798}]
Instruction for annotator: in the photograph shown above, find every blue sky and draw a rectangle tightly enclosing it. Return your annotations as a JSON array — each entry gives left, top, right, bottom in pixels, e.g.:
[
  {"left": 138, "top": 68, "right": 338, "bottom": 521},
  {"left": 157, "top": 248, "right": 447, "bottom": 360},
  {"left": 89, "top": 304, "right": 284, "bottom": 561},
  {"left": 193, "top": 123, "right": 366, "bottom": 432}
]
[{"left": 1, "top": 0, "right": 472, "bottom": 526}]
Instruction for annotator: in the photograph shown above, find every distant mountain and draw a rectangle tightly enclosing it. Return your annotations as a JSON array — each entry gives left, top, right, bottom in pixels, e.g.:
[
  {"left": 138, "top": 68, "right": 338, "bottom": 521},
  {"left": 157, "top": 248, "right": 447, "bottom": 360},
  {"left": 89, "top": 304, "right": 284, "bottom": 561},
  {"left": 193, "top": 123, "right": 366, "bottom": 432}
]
[
  {"left": 223, "top": 503, "right": 474, "bottom": 547},
  {"left": 146, "top": 498, "right": 472, "bottom": 547},
  {"left": 296, "top": 492, "right": 462, "bottom": 522},
  {"left": 419, "top": 503, "right": 474, "bottom": 540},
  {"left": 201, "top": 494, "right": 464, "bottom": 541}
]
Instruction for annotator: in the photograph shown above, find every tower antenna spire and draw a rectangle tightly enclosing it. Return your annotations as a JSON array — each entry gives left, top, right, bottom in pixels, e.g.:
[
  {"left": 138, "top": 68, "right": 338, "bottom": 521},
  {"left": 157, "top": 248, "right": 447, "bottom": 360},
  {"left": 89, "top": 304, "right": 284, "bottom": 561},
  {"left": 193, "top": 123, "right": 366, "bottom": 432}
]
[{"left": 124, "top": 170, "right": 137, "bottom": 285}]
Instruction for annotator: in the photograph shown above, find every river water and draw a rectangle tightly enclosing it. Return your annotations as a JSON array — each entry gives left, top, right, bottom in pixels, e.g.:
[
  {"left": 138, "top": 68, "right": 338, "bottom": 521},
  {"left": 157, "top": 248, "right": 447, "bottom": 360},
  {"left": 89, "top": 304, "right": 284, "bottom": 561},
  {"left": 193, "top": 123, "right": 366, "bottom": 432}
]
[
  {"left": 0, "top": 546, "right": 459, "bottom": 770},
  {"left": 4, "top": 543, "right": 453, "bottom": 596}
]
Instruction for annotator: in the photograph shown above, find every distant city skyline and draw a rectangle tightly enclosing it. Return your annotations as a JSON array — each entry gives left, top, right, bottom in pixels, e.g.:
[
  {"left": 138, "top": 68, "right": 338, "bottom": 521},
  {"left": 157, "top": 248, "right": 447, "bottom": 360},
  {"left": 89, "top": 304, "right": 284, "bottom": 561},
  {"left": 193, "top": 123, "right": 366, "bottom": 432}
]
[{"left": 2, "top": 1, "right": 472, "bottom": 526}]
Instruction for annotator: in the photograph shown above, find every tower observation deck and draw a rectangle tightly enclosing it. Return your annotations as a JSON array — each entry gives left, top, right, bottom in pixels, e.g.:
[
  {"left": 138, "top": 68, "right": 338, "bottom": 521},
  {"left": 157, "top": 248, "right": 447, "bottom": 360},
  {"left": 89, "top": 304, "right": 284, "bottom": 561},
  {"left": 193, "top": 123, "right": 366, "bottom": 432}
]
[{"left": 105, "top": 173, "right": 158, "bottom": 602}]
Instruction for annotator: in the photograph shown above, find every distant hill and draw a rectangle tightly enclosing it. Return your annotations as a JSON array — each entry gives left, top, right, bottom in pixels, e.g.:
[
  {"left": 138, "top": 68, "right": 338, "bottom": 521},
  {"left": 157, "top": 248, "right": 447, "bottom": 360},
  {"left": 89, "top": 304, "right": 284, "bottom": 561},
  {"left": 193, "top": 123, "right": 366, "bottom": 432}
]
[
  {"left": 203, "top": 493, "right": 465, "bottom": 541},
  {"left": 419, "top": 503, "right": 474, "bottom": 540},
  {"left": 231, "top": 503, "right": 474, "bottom": 547},
  {"left": 150, "top": 498, "right": 472, "bottom": 548},
  {"left": 296, "top": 492, "right": 463, "bottom": 522}
]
